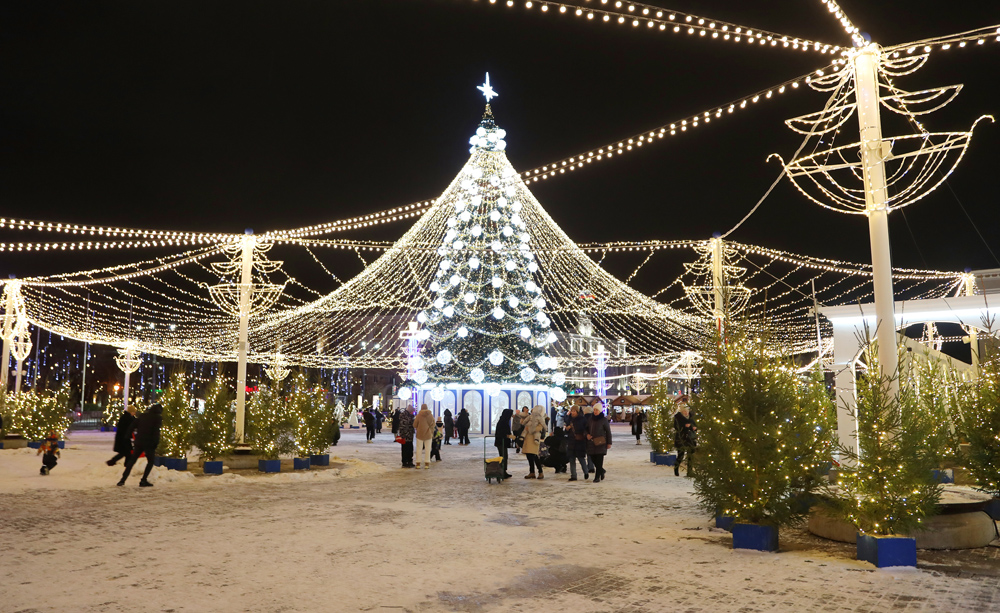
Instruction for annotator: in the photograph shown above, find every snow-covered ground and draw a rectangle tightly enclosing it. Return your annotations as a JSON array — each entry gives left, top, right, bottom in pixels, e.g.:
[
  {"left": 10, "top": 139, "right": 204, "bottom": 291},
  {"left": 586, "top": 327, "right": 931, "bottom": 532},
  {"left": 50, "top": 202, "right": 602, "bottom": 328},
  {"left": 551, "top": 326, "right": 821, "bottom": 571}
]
[{"left": 2, "top": 426, "right": 998, "bottom": 612}]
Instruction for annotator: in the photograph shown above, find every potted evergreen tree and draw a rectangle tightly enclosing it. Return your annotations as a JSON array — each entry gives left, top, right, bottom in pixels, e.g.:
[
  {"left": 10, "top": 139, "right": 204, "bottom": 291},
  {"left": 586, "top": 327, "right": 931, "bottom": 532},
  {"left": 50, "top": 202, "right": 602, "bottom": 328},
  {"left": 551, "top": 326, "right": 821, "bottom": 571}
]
[
  {"left": 246, "top": 382, "right": 294, "bottom": 472},
  {"left": 643, "top": 381, "right": 676, "bottom": 465},
  {"left": 828, "top": 342, "right": 942, "bottom": 568},
  {"left": 958, "top": 349, "right": 1000, "bottom": 520},
  {"left": 19, "top": 386, "right": 73, "bottom": 448},
  {"left": 157, "top": 371, "right": 194, "bottom": 470},
  {"left": 693, "top": 321, "right": 831, "bottom": 552},
  {"left": 192, "top": 373, "right": 234, "bottom": 475}
]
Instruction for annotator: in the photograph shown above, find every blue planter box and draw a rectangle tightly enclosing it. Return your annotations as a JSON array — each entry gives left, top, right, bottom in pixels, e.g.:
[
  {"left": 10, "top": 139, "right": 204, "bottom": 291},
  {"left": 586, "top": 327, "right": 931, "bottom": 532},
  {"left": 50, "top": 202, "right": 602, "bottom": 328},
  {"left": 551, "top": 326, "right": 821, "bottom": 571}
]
[
  {"left": 173, "top": 458, "right": 188, "bottom": 471},
  {"left": 310, "top": 454, "right": 330, "bottom": 466},
  {"left": 154, "top": 456, "right": 169, "bottom": 467},
  {"left": 931, "top": 469, "right": 954, "bottom": 484},
  {"left": 715, "top": 516, "right": 735, "bottom": 531},
  {"left": 857, "top": 534, "right": 917, "bottom": 568},
  {"left": 293, "top": 457, "right": 311, "bottom": 470},
  {"left": 732, "top": 523, "right": 779, "bottom": 552},
  {"left": 203, "top": 461, "right": 224, "bottom": 475},
  {"left": 258, "top": 459, "right": 281, "bottom": 473},
  {"left": 653, "top": 453, "right": 677, "bottom": 466},
  {"left": 163, "top": 457, "right": 176, "bottom": 470},
  {"left": 27, "top": 442, "right": 41, "bottom": 449},
  {"left": 984, "top": 498, "right": 1000, "bottom": 521}
]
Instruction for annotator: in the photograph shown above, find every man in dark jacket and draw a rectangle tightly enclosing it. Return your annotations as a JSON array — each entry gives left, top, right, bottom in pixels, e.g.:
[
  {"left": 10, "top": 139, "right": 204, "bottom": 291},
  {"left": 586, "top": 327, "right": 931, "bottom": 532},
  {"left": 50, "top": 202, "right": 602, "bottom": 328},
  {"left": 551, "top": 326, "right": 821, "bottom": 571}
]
[
  {"left": 442, "top": 409, "right": 454, "bottom": 445},
  {"left": 106, "top": 404, "right": 138, "bottom": 466},
  {"left": 118, "top": 403, "right": 162, "bottom": 487},
  {"left": 362, "top": 407, "right": 376, "bottom": 443}
]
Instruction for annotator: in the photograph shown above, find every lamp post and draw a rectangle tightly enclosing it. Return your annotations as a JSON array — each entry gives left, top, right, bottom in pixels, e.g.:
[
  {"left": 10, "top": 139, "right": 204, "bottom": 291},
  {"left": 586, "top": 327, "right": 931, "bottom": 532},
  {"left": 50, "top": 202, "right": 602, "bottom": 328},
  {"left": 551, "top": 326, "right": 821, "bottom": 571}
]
[{"left": 114, "top": 342, "right": 142, "bottom": 412}]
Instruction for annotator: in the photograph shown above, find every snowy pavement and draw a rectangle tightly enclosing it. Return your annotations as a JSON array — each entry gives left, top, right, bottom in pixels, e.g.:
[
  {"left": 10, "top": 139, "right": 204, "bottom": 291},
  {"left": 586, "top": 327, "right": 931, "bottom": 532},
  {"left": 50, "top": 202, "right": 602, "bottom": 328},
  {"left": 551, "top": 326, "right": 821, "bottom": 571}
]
[{"left": 2, "top": 426, "right": 999, "bottom": 612}]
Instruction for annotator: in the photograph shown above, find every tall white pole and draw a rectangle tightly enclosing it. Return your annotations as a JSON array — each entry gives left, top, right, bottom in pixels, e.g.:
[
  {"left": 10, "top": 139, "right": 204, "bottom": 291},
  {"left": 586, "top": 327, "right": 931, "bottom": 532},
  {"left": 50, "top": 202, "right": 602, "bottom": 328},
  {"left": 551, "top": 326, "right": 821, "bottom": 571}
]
[
  {"left": 711, "top": 237, "right": 724, "bottom": 331},
  {"left": 123, "top": 371, "right": 132, "bottom": 411},
  {"left": 14, "top": 358, "right": 24, "bottom": 395},
  {"left": 853, "top": 44, "right": 898, "bottom": 392},
  {"left": 81, "top": 342, "right": 88, "bottom": 411},
  {"left": 965, "top": 274, "right": 980, "bottom": 373},
  {"left": 234, "top": 233, "right": 255, "bottom": 445},
  {"left": 1, "top": 282, "right": 16, "bottom": 395}
]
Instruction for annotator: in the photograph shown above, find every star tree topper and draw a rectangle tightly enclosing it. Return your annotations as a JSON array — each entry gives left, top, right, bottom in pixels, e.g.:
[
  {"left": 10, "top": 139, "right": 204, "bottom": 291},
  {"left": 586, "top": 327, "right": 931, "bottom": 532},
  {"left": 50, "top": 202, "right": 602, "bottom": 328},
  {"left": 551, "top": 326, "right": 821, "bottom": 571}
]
[{"left": 477, "top": 73, "right": 498, "bottom": 103}]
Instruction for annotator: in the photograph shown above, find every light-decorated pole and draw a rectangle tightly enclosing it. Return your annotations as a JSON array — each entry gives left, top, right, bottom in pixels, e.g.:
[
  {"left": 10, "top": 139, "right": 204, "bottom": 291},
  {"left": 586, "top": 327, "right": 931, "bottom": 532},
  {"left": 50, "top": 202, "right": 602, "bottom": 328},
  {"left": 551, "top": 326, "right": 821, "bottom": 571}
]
[
  {"left": 399, "top": 321, "right": 420, "bottom": 407},
  {"left": 1, "top": 280, "right": 19, "bottom": 396},
  {"left": 853, "top": 42, "right": 898, "bottom": 393},
  {"left": 234, "top": 233, "right": 255, "bottom": 445},
  {"left": 11, "top": 322, "right": 32, "bottom": 395},
  {"left": 114, "top": 342, "right": 142, "bottom": 411}
]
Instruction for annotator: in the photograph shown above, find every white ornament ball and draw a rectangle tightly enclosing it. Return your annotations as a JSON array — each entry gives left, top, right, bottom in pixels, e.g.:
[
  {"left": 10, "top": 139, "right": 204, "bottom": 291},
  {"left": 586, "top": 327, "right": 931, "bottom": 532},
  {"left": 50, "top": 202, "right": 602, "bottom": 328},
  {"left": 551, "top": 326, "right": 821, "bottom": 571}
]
[
  {"left": 505, "top": 260, "right": 516, "bottom": 271},
  {"left": 453, "top": 240, "right": 464, "bottom": 250},
  {"left": 436, "top": 349, "right": 453, "bottom": 365},
  {"left": 414, "top": 370, "right": 429, "bottom": 385},
  {"left": 497, "top": 140, "right": 506, "bottom": 151},
  {"left": 411, "top": 356, "right": 425, "bottom": 370},
  {"left": 485, "top": 382, "right": 502, "bottom": 397},
  {"left": 457, "top": 326, "right": 469, "bottom": 338},
  {"left": 417, "top": 311, "right": 428, "bottom": 323},
  {"left": 450, "top": 274, "right": 460, "bottom": 286},
  {"left": 508, "top": 296, "right": 519, "bottom": 308},
  {"left": 464, "top": 292, "right": 476, "bottom": 304},
  {"left": 470, "top": 367, "right": 485, "bottom": 383},
  {"left": 492, "top": 307, "right": 505, "bottom": 320},
  {"left": 490, "top": 210, "right": 501, "bottom": 222},
  {"left": 434, "top": 297, "right": 445, "bottom": 309},
  {"left": 497, "top": 129, "right": 507, "bottom": 139},
  {"left": 502, "top": 225, "right": 514, "bottom": 237},
  {"left": 520, "top": 327, "right": 531, "bottom": 339},
  {"left": 520, "top": 367, "right": 536, "bottom": 382},
  {"left": 491, "top": 276, "right": 503, "bottom": 288},
  {"left": 396, "top": 386, "right": 411, "bottom": 399},
  {"left": 552, "top": 372, "right": 566, "bottom": 386},
  {"left": 417, "top": 329, "right": 431, "bottom": 341},
  {"left": 443, "top": 306, "right": 454, "bottom": 318},
  {"left": 535, "top": 298, "right": 546, "bottom": 309},
  {"left": 459, "top": 211, "right": 471, "bottom": 222},
  {"left": 488, "top": 350, "right": 504, "bottom": 366},
  {"left": 471, "top": 225, "right": 483, "bottom": 237},
  {"left": 491, "top": 240, "right": 503, "bottom": 252},
  {"left": 471, "top": 195, "right": 482, "bottom": 206},
  {"left": 551, "top": 387, "right": 567, "bottom": 402},
  {"left": 469, "top": 257, "right": 480, "bottom": 269},
  {"left": 512, "top": 201, "right": 523, "bottom": 212},
  {"left": 430, "top": 386, "right": 446, "bottom": 402},
  {"left": 498, "top": 196, "right": 508, "bottom": 207},
  {"left": 528, "top": 262, "right": 538, "bottom": 273}
]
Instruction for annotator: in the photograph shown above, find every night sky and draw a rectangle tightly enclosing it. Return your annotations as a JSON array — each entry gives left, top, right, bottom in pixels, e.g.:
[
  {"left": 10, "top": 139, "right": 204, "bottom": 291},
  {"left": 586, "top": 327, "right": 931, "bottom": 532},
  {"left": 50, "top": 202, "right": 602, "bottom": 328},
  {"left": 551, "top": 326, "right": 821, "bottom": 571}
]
[{"left": 2, "top": 0, "right": 999, "bottom": 289}]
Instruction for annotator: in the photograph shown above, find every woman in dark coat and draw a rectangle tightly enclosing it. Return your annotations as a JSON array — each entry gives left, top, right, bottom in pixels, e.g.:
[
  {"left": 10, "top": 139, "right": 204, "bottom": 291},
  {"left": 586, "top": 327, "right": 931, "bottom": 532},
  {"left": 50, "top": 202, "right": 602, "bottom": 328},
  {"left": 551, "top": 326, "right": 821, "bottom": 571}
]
[
  {"left": 443, "top": 409, "right": 454, "bottom": 445},
  {"left": 398, "top": 405, "right": 415, "bottom": 468},
  {"left": 586, "top": 404, "right": 612, "bottom": 483},
  {"left": 630, "top": 409, "right": 644, "bottom": 444},
  {"left": 673, "top": 400, "right": 696, "bottom": 477},
  {"left": 456, "top": 408, "right": 471, "bottom": 445},
  {"left": 118, "top": 403, "right": 162, "bottom": 487},
  {"left": 565, "top": 405, "right": 589, "bottom": 481},
  {"left": 391, "top": 408, "right": 400, "bottom": 435},
  {"left": 493, "top": 408, "right": 514, "bottom": 478},
  {"left": 106, "top": 405, "right": 138, "bottom": 466}
]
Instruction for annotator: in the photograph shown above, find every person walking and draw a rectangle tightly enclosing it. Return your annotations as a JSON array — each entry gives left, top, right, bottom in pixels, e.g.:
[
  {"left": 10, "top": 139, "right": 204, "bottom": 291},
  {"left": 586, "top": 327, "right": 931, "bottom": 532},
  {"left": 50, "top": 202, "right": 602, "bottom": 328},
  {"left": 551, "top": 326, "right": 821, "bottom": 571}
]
[
  {"left": 363, "top": 407, "right": 376, "bottom": 443},
  {"left": 414, "top": 404, "right": 435, "bottom": 469},
  {"left": 586, "top": 403, "right": 612, "bottom": 483},
  {"left": 565, "top": 405, "right": 589, "bottom": 481},
  {"left": 431, "top": 419, "right": 443, "bottom": 461},
  {"left": 391, "top": 406, "right": 400, "bottom": 435},
  {"left": 673, "top": 398, "right": 697, "bottom": 477},
  {"left": 456, "top": 408, "right": 471, "bottom": 445},
  {"left": 117, "top": 403, "right": 162, "bottom": 487},
  {"left": 493, "top": 407, "right": 514, "bottom": 479},
  {"left": 443, "top": 409, "right": 454, "bottom": 445},
  {"left": 583, "top": 403, "right": 596, "bottom": 475},
  {"left": 106, "top": 404, "right": 138, "bottom": 466},
  {"left": 375, "top": 409, "right": 384, "bottom": 434},
  {"left": 630, "top": 408, "right": 644, "bottom": 445},
  {"left": 521, "top": 405, "right": 547, "bottom": 480},
  {"left": 398, "top": 404, "right": 415, "bottom": 468}
]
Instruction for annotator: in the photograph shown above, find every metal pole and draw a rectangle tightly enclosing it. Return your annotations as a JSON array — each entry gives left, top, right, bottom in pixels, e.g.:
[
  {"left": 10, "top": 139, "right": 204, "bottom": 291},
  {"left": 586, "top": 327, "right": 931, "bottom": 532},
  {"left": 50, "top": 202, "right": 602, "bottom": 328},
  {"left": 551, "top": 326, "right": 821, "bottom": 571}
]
[
  {"left": 711, "top": 237, "right": 724, "bottom": 330},
  {"left": 234, "top": 233, "right": 255, "bottom": 445},
  {"left": 14, "top": 357, "right": 23, "bottom": 395},
  {"left": 965, "top": 274, "right": 980, "bottom": 372},
  {"left": 811, "top": 279, "right": 824, "bottom": 360},
  {"left": 1, "top": 282, "right": 16, "bottom": 394},
  {"left": 123, "top": 370, "right": 131, "bottom": 411},
  {"left": 81, "top": 342, "right": 88, "bottom": 412},
  {"left": 853, "top": 44, "right": 898, "bottom": 393}
]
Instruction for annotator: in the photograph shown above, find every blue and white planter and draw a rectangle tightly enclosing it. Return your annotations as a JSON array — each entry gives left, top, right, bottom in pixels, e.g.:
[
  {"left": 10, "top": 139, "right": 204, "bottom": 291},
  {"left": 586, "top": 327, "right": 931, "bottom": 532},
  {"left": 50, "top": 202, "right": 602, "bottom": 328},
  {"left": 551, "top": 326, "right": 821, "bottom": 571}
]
[
  {"left": 856, "top": 534, "right": 917, "bottom": 568},
  {"left": 715, "top": 516, "right": 735, "bottom": 531},
  {"left": 732, "top": 523, "right": 779, "bottom": 552},
  {"left": 652, "top": 453, "right": 677, "bottom": 466},
  {"left": 984, "top": 498, "right": 1000, "bottom": 521},
  {"left": 293, "top": 457, "right": 311, "bottom": 470},
  {"left": 203, "top": 461, "right": 224, "bottom": 475},
  {"left": 258, "top": 459, "right": 281, "bottom": 473},
  {"left": 310, "top": 454, "right": 330, "bottom": 466}
]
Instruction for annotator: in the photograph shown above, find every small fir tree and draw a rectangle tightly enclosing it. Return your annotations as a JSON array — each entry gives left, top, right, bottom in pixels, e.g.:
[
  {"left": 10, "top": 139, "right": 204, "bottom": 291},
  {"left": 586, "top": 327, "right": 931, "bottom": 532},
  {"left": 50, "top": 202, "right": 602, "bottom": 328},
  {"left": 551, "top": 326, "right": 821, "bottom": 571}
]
[
  {"left": 907, "top": 354, "right": 964, "bottom": 467},
  {"left": 288, "top": 372, "right": 335, "bottom": 457},
  {"left": 692, "top": 321, "right": 830, "bottom": 527},
  {"left": 192, "top": 373, "right": 235, "bottom": 461},
  {"left": 959, "top": 353, "right": 1000, "bottom": 498},
  {"left": 103, "top": 397, "right": 147, "bottom": 429},
  {"left": 16, "top": 385, "right": 73, "bottom": 441},
  {"left": 643, "top": 380, "right": 675, "bottom": 453},
  {"left": 245, "top": 382, "right": 295, "bottom": 460},
  {"left": 157, "top": 371, "right": 194, "bottom": 458},
  {"left": 829, "top": 341, "right": 942, "bottom": 536}
]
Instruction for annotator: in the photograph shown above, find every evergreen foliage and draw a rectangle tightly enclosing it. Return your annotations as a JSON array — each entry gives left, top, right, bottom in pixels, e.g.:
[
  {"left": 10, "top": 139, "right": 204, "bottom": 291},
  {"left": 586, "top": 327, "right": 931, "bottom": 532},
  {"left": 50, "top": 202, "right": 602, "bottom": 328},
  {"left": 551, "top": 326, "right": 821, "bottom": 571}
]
[
  {"left": 288, "top": 372, "right": 335, "bottom": 456},
  {"left": 192, "top": 373, "right": 235, "bottom": 461},
  {"left": 692, "top": 322, "right": 831, "bottom": 527},
  {"left": 829, "top": 343, "right": 942, "bottom": 536},
  {"left": 8, "top": 385, "right": 73, "bottom": 441},
  {"left": 246, "top": 382, "right": 295, "bottom": 460},
  {"left": 102, "top": 397, "right": 148, "bottom": 428},
  {"left": 643, "top": 380, "right": 675, "bottom": 453},
  {"left": 959, "top": 354, "right": 1000, "bottom": 497},
  {"left": 157, "top": 371, "right": 194, "bottom": 458},
  {"left": 906, "top": 354, "right": 964, "bottom": 467}
]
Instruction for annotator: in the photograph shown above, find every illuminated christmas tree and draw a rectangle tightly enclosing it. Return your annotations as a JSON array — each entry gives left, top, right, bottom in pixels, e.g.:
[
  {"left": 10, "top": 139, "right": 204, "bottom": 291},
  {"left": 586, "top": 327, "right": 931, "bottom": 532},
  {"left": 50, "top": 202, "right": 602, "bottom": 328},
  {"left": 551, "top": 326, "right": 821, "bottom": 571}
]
[
  {"left": 287, "top": 371, "right": 334, "bottom": 457},
  {"left": 245, "top": 382, "right": 294, "bottom": 460},
  {"left": 158, "top": 371, "right": 194, "bottom": 459},
  {"left": 958, "top": 353, "right": 1000, "bottom": 498},
  {"left": 643, "top": 380, "right": 674, "bottom": 453},
  {"left": 192, "top": 372, "right": 235, "bottom": 461},
  {"left": 830, "top": 341, "right": 941, "bottom": 536},
  {"left": 412, "top": 76, "right": 565, "bottom": 401},
  {"left": 692, "top": 321, "right": 830, "bottom": 527}
]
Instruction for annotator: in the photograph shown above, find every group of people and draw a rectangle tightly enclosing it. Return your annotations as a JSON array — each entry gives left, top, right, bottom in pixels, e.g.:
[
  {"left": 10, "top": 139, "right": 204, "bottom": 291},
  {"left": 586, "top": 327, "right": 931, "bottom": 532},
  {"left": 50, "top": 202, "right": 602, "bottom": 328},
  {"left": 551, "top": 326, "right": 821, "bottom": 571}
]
[
  {"left": 392, "top": 403, "right": 447, "bottom": 468},
  {"left": 492, "top": 402, "right": 613, "bottom": 483},
  {"left": 107, "top": 402, "right": 164, "bottom": 487}
]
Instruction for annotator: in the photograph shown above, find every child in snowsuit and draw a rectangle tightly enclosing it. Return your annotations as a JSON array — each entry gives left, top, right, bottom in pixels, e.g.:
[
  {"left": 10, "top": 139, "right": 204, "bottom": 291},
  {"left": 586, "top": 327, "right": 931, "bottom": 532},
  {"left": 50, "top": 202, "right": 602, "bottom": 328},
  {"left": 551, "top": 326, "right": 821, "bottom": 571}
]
[
  {"left": 431, "top": 420, "right": 443, "bottom": 461},
  {"left": 38, "top": 432, "right": 61, "bottom": 475}
]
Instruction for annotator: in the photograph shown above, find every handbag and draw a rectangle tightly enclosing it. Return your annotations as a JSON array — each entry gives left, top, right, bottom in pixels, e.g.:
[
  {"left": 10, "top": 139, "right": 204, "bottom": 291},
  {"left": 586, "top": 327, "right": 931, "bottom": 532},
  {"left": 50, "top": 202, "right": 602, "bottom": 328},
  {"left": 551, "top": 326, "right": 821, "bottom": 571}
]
[
  {"left": 395, "top": 435, "right": 405, "bottom": 444},
  {"left": 592, "top": 436, "right": 607, "bottom": 447}
]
